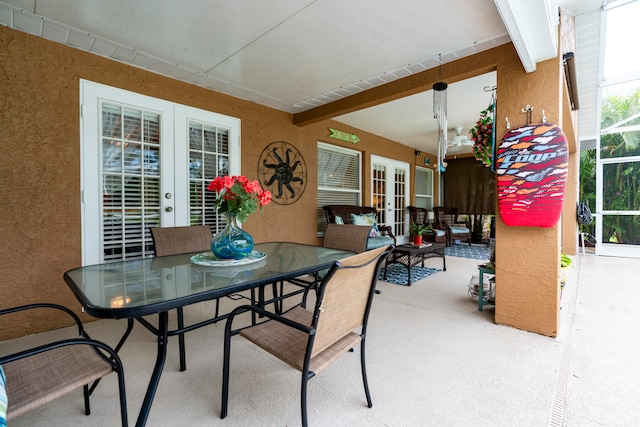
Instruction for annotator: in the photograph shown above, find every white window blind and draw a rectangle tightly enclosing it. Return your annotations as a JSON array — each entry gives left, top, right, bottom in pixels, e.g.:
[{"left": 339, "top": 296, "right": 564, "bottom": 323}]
[
  {"left": 415, "top": 166, "right": 434, "bottom": 209},
  {"left": 317, "top": 142, "right": 361, "bottom": 234},
  {"left": 101, "top": 103, "right": 162, "bottom": 261}
]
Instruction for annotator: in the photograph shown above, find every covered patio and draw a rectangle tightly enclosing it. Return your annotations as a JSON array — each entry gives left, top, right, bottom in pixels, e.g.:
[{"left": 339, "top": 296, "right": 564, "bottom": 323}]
[{"left": 3, "top": 252, "right": 638, "bottom": 426}]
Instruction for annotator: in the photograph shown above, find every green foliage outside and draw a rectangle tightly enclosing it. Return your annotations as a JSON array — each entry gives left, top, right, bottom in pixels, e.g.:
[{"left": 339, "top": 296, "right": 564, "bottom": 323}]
[{"left": 581, "top": 86, "right": 640, "bottom": 245}]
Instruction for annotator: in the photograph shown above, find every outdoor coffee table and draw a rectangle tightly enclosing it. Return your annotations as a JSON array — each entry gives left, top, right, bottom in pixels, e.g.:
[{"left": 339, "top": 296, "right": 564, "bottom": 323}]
[{"left": 383, "top": 242, "right": 446, "bottom": 285}]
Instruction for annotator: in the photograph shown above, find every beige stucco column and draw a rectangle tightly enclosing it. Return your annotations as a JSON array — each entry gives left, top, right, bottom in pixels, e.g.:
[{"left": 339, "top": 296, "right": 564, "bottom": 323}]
[{"left": 493, "top": 54, "right": 568, "bottom": 337}]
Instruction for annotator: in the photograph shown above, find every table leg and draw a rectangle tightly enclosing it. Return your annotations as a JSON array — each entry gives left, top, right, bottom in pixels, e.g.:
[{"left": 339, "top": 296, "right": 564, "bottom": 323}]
[
  {"left": 136, "top": 311, "right": 169, "bottom": 427},
  {"left": 177, "top": 308, "right": 186, "bottom": 372},
  {"left": 114, "top": 318, "right": 135, "bottom": 354},
  {"left": 478, "top": 270, "right": 484, "bottom": 311}
]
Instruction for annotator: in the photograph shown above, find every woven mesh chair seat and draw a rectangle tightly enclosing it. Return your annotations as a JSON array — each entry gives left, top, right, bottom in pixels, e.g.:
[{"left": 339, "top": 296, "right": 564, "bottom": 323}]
[
  {"left": 4, "top": 345, "right": 114, "bottom": 420},
  {"left": 241, "top": 306, "right": 361, "bottom": 373}
]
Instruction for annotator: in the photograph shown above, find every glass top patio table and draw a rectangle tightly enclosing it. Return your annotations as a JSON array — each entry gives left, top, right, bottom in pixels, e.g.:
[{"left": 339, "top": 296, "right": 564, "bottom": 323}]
[
  {"left": 64, "top": 242, "right": 352, "bottom": 319},
  {"left": 63, "top": 241, "right": 353, "bottom": 427}
]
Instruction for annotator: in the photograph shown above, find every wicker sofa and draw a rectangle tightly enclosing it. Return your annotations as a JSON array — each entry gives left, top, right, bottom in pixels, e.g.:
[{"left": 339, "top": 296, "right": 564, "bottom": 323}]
[{"left": 322, "top": 205, "right": 395, "bottom": 250}]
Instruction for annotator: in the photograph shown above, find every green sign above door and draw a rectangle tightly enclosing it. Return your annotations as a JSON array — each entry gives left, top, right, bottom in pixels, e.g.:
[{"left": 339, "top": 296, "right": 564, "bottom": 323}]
[{"left": 328, "top": 128, "right": 360, "bottom": 143}]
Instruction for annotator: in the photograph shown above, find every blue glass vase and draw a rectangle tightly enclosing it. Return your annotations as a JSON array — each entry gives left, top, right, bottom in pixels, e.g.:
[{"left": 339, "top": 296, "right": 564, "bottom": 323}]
[{"left": 211, "top": 213, "right": 254, "bottom": 260}]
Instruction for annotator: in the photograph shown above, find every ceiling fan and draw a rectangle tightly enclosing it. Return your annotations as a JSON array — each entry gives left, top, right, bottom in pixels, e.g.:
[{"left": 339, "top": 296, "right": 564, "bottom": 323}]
[{"left": 447, "top": 126, "right": 474, "bottom": 150}]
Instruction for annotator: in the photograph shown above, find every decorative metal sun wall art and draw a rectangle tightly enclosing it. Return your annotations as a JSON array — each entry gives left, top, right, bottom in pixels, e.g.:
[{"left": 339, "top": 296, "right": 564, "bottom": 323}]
[{"left": 258, "top": 141, "right": 307, "bottom": 205}]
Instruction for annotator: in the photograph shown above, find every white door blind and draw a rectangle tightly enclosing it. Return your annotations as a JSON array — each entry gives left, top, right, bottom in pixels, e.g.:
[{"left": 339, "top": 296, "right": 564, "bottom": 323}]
[
  {"left": 188, "top": 121, "right": 230, "bottom": 230},
  {"left": 101, "top": 103, "right": 161, "bottom": 261}
]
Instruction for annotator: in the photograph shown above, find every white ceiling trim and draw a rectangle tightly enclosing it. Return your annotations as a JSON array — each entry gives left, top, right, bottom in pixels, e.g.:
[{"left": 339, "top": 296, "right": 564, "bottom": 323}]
[{"left": 493, "top": 0, "right": 560, "bottom": 72}]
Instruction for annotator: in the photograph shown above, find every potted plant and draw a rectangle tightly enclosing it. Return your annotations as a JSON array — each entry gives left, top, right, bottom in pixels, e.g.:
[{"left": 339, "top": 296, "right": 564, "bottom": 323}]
[
  {"left": 560, "top": 253, "right": 573, "bottom": 288},
  {"left": 469, "top": 104, "right": 494, "bottom": 168},
  {"left": 410, "top": 222, "right": 430, "bottom": 245}
]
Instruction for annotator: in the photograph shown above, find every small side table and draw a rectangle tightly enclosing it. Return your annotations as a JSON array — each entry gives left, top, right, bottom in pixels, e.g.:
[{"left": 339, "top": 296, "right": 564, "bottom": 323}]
[{"left": 477, "top": 265, "right": 495, "bottom": 311}]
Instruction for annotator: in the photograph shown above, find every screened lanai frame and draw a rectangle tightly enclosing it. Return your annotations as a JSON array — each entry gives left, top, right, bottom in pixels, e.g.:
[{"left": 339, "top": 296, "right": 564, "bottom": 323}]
[{"left": 591, "top": 0, "right": 640, "bottom": 258}]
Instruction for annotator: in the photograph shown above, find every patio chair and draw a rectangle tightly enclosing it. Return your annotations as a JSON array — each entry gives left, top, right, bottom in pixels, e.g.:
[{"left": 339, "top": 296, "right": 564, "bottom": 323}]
[
  {"left": 0, "top": 303, "right": 127, "bottom": 426},
  {"left": 151, "top": 225, "right": 271, "bottom": 369},
  {"left": 407, "top": 206, "right": 447, "bottom": 243},
  {"left": 151, "top": 224, "right": 213, "bottom": 257},
  {"left": 323, "top": 222, "right": 372, "bottom": 254},
  {"left": 221, "top": 245, "right": 391, "bottom": 427},
  {"left": 283, "top": 223, "right": 372, "bottom": 307},
  {"left": 433, "top": 206, "right": 472, "bottom": 246},
  {"left": 151, "top": 225, "right": 218, "bottom": 371}
]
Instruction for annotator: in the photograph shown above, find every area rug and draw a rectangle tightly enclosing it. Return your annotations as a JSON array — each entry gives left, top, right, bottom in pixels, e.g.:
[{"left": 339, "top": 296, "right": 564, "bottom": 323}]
[
  {"left": 378, "top": 264, "right": 440, "bottom": 286},
  {"left": 445, "top": 244, "right": 489, "bottom": 260}
]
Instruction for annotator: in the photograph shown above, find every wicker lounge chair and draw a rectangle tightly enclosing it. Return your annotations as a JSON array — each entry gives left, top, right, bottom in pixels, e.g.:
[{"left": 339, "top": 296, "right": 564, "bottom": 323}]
[
  {"left": 407, "top": 206, "right": 447, "bottom": 243},
  {"left": 433, "top": 206, "right": 472, "bottom": 246}
]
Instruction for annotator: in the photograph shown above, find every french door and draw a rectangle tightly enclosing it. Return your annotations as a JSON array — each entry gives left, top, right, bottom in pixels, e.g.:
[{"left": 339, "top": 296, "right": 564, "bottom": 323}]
[
  {"left": 371, "top": 155, "right": 410, "bottom": 244},
  {"left": 80, "top": 80, "right": 240, "bottom": 265}
]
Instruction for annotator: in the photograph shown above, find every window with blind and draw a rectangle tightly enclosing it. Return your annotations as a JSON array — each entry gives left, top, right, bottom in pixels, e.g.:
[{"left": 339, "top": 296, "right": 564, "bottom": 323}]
[
  {"left": 414, "top": 166, "right": 434, "bottom": 209},
  {"left": 317, "top": 142, "right": 361, "bottom": 234},
  {"left": 81, "top": 80, "right": 240, "bottom": 265}
]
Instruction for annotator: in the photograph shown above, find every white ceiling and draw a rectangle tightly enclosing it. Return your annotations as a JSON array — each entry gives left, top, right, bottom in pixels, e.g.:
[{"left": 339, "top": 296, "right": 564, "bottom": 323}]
[{"left": 0, "top": 0, "right": 603, "bottom": 155}]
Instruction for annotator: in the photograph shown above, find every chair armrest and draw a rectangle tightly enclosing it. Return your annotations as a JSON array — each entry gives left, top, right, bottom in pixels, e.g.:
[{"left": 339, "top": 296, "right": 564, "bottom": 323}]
[
  {"left": 225, "top": 303, "right": 313, "bottom": 335},
  {"left": 378, "top": 225, "right": 396, "bottom": 244},
  {"left": 0, "top": 337, "right": 121, "bottom": 366},
  {"left": 0, "top": 303, "right": 85, "bottom": 337}
]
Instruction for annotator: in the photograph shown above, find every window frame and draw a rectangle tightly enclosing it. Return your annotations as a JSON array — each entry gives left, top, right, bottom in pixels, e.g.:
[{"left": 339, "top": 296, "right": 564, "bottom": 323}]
[
  {"left": 414, "top": 166, "right": 434, "bottom": 209},
  {"left": 317, "top": 142, "right": 362, "bottom": 236}
]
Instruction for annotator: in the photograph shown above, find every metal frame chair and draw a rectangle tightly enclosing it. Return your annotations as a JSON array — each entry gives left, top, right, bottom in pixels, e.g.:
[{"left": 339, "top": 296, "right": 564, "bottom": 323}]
[
  {"left": 283, "top": 223, "right": 372, "bottom": 308},
  {"left": 221, "top": 245, "right": 392, "bottom": 427},
  {"left": 151, "top": 225, "right": 215, "bottom": 372},
  {"left": 0, "top": 304, "right": 127, "bottom": 426},
  {"left": 150, "top": 225, "right": 270, "bottom": 369}
]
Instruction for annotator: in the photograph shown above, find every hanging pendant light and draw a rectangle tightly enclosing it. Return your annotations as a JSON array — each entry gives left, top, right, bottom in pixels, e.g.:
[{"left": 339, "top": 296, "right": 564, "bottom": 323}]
[{"left": 433, "top": 54, "right": 448, "bottom": 172}]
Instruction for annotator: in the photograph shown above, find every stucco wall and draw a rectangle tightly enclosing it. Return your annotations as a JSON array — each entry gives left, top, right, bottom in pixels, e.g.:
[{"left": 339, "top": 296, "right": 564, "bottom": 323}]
[{"left": 0, "top": 27, "right": 419, "bottom": 339}]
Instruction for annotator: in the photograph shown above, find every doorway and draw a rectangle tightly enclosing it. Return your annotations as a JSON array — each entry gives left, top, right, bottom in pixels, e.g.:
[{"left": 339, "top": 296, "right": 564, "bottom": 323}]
[{"left": 371, "top": 155, "right": 410, "bottom": 244}]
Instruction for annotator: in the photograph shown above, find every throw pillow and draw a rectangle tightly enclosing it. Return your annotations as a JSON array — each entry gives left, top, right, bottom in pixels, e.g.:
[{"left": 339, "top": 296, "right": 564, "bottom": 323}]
[
  {"left": 0, "top": 365, "right": 7, "bottom": 427},
  {"left": 351, "top": 213, "right": 380, "bottom": 237},
  {"left": 334, "top": 215, "right": 344, "bottom": 224}
]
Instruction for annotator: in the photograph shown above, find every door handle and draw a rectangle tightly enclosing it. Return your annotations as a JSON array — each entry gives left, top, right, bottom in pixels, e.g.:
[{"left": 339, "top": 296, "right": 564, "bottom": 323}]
[{"left": 165, "top": 206, "right": 173, "bottom": 212}]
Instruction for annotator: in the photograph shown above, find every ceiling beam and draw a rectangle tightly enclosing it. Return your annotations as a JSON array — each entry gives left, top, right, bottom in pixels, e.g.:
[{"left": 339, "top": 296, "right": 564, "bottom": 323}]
[{"left": 293, "top": 43, "right": 513, "bottom": 127}]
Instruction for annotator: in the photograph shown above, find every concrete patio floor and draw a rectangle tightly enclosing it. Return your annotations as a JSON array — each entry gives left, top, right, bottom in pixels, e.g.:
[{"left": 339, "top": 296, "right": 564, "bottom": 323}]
[{"left": 2, "top": 252, "right": 639, "bottom": 426}]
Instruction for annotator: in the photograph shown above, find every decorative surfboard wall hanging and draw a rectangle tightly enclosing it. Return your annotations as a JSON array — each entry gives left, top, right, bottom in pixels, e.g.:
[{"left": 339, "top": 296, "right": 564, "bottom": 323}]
[{"left": 496, "top": 122, "right": 569, "bottom": 227}]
